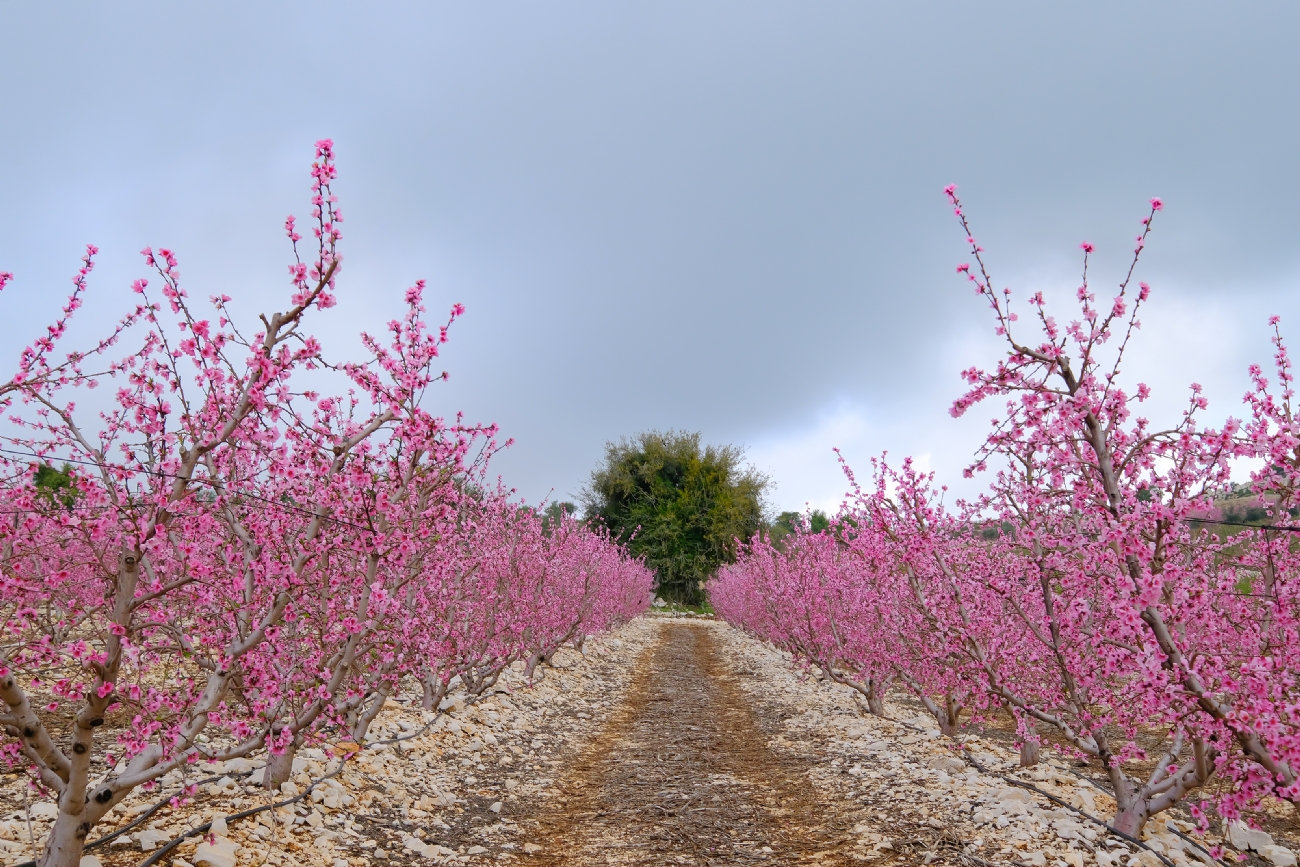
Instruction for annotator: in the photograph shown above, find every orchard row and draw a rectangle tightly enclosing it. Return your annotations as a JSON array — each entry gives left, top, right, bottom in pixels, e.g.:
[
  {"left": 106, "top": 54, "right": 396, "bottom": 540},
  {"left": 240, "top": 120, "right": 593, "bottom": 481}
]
[
  {"left": 713, "top": 191, "right": 1300, "bottom": 840},
  {"left": 0, "top": 142, "right": 652, "bottom": 867}
]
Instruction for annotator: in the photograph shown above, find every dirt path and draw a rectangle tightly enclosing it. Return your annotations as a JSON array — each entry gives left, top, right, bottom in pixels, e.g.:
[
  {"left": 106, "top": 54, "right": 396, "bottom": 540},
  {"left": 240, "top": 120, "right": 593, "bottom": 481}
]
[{"left": 526, "top": 620, "right": 856, "bottom": 866}]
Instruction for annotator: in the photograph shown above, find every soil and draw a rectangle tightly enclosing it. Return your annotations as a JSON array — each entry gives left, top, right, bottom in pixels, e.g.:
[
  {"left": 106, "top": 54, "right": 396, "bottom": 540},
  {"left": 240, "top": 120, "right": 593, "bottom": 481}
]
[{"left": 523, "top": 621, "right": 857, "bottom": 866}]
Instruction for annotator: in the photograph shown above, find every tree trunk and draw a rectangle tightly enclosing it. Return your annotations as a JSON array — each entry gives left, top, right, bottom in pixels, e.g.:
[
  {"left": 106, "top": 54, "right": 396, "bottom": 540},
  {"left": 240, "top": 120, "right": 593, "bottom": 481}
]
[
  {"left": 37, "top": 805, "right": 88, "bottom": 867},
  {"left": 422, "top": 678, "right": 447, "bottom": 711},
  {"left": 1020, "top": 738, "right": 1041, "bottom": 768},
  {"left": 864, "top": 678, "right": 888, "bottom": 716},
  {"left": 524, "top": 650, "right": 551, "bottom": 682},
  {"left": 351, "top": 684, "right": 393, "bottom": 743},
  {"left": 464, "top": 665, "right": 502, "bottom": 697},
  {"left": 935, "top": 707, "right": 960, "bottom": 737},
  {"left": 263, "top": 744, "right": 297, "bottom": 791},
  {"left": 1111, "top": 799, "right": 1149, "bottom": 838},
  {"left": 934, "top": 693, "right": 963, "bottom": 736}
]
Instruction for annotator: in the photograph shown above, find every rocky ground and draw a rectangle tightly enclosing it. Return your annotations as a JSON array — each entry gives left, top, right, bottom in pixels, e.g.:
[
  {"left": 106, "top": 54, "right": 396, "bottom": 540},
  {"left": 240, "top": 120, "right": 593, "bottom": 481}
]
[
  {"left": 0, "top": 621, "right": 653, "bottom": 867},
  {"left": 2, "top": 615, "right": 1297, "bottom": 867},
  {"left": 712, "top": 622, "right": 1299, "bottom": 867}
]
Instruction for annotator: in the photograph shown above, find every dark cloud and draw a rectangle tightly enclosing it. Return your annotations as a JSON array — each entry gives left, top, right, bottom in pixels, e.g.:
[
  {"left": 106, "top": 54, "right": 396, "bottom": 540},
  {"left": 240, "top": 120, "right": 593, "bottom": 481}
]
[{"left": 1, "top": 2, "right": 1296, "bottom": 509}]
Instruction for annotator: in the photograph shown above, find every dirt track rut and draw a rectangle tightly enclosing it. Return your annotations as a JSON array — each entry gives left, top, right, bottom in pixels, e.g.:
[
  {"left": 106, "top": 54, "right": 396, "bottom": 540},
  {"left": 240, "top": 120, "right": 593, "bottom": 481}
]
[{"left": 526, "top": 620, "right": 855, "bottom": 866}]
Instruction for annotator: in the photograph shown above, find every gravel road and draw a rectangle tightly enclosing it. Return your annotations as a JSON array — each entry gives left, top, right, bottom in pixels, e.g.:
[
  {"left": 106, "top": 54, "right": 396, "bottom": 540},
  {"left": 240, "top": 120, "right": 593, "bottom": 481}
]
[{"left": 525, "top": 621, "right": 856, "bottom": 866}]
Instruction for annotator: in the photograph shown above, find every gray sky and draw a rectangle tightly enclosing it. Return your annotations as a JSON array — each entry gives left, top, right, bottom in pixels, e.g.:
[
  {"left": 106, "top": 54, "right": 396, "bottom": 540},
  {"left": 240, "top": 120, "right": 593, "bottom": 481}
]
[{"left": 2, "top": 3, "right": 1297, "bottom": 513}]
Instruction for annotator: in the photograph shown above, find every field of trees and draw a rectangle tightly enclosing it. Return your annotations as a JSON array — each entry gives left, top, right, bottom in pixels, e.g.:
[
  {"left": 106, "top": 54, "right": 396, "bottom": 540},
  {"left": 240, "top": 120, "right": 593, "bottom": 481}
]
[
  {"left": 3, "top": 149, "right": 1299, "bottom": 867},
  {"left": 711, "top": 190, "right": 1300, "bottom": 844}
]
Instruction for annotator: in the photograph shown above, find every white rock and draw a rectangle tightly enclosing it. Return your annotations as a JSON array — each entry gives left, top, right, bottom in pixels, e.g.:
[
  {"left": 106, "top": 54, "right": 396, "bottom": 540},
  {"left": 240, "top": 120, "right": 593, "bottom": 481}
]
[
  {"left": 209, "top": 813, "right": 228, "bottom": 835},
  {"left": 1024, "top": 852, "right": 1047, "bottom": 867},
  {"left": 193, "top": 837, "right": 239, "bottom": 867},
  {"left": 279, "top": 781, "right": 300, "bottom": 797},
  {"left": 224, "top": 758, "right": 255, "bottom": 774},
  {"left": 1260, "top": 846, "right": 1297, "bottom": 867},
  {"left": 489, "top": 801, "right": 503, "bottom": 813},
  {"left": 1227, "top": 820, "right": 1275, "bottom": 853},
  {"left": 468, "top": 845, "right": 488, "bottom": 854},
  {"left": 1000, "top": 799, "right": 1031, "bottom": 817},
  {"left": 1133, "top": 851, "right": 1166, "bottom": 867},
  {"left": 996, "top": 787, "right": 1035, "bottom": 805},
  {"left": 136, "top": 828, "right": 170, "bottom": 851},
  {"left": 29, "top": 802, "right": 58, "bottom": 819},
  {"left": 79, "top": 856, "right": 103, "bottom": 867},
  {"left": 926, "top": 755, "right": 965, "bottom": 772},
  {"left": 1051, "top": 819, "right": 1086, "bottom": 841},
  {"left": 1068, "top": 788, "right": 1098, "bottom": 813}
]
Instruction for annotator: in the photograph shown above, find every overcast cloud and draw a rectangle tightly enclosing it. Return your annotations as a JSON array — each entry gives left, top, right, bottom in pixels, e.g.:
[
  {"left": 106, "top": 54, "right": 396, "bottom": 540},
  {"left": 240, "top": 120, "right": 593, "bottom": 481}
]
[{"left": 1, "top": 2, "right": 1297, "bottom": 514}]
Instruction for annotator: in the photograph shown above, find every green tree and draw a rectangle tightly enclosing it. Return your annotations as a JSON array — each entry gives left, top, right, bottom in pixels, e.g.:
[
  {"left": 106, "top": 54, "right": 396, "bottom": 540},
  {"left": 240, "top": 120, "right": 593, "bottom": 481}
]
[
  {"left": 766, "top": 508, "right": 831, "bottom": 548},
  {"left": 33, "top": 463, "right": 79, "bottom": 510},
  {"left": 540, "top": 500, "right": 579, "bottom": 534},
  {"left": 580, "top": 430, "right": 768, "bottom": 605}
]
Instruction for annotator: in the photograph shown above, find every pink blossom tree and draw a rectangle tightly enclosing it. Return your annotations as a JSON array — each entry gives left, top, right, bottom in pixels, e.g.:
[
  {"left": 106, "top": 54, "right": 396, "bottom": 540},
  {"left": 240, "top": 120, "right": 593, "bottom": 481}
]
[
  {"left": 0, "top": 141, "right": 651, "bottom": 867},
  {"left": 712, "top": 190, "right": 1300, "bottom": 836}
]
